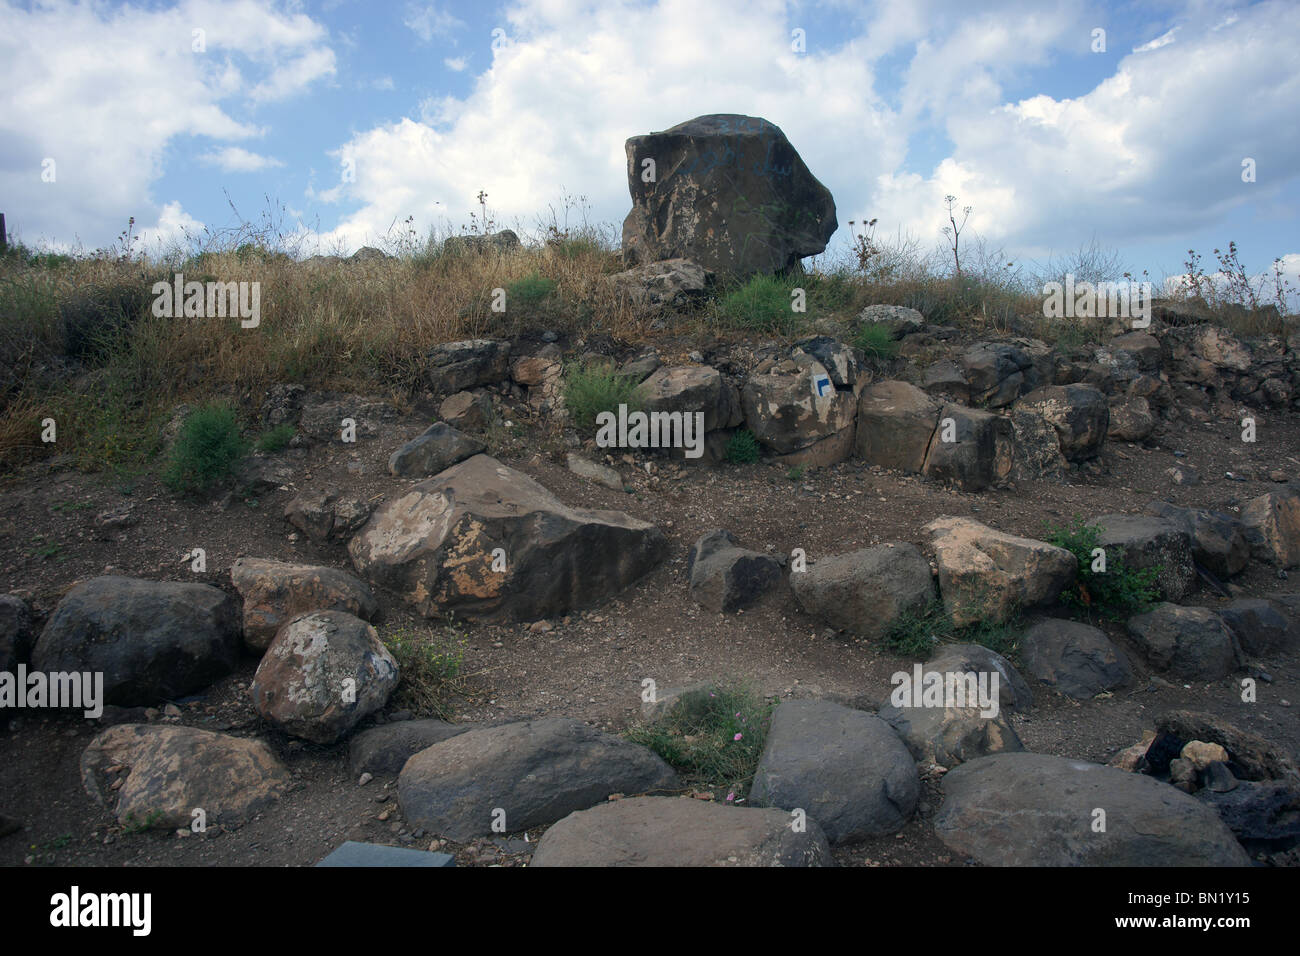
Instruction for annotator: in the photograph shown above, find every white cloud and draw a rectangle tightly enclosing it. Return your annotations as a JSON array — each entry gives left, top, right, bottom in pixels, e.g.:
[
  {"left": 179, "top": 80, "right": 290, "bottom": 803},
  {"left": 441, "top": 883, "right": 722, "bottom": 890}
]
[
  {"left": 404, "top": 4, "right": 465, "bottom": 43},
  {"left": 444, "top": 56, "right": 468, "bottom": 71},
  {"left": 0, "top": 0, "right": 334, "bottom": 245},
  {"left": 1133, "top": 28, "right": 1178, "bottom": 53},
  {"left": 201, "top": 146, "right": 285, "bottom": 173}
]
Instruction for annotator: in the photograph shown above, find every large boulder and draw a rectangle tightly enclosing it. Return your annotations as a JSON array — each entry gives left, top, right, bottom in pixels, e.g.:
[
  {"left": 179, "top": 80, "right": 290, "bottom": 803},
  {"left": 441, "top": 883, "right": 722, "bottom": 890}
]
[
  {"left": 934, "top": 752, "right": 1251, "bottom": 866},
  {"left": 81, "top": 724, "right": 291, "bottom": 830},
  {"left": 1156, "top": 710, "right": 1300, "bottom": 782},
  {"left": 1240, "top": 490, "right": 1300, "bottom": 568},
  {"left": 397, "top": 718, "right": 679, "bottom": 841},
  {"left": 530, "top": 796, "right": 832, "bottom": 867},
  {"left": 1126, "top": 604, "right": 1237, "bottom": 681},
  {"left": 250, "top": 611, "right": 399, "bottom": 745},
  {"left": 620, "top": 114, "right": 836, "bottom": 280},
  {"left": 1145, "top": 501, "right": 1250, "bottom": 579},
  {"left": 922, "top": 518, "right": 1076, "bottom": 626},
  {"left": 637, "top": 365, "right": 743, "bottom": 433},
  {"left": 789, "top": 542, "right": 935, "bottom": 640},
  {"left": 927, "top": 643, "right": 1034, "bottom": 713},
  {"left": 877, "top": 700, "right": 1023, "bottom": 768},
  {"left": 1020, "top": 619, "right": 1133, "bottom": 699},
  {"left": 284, "top": 488, "right": 374, "bottom": 545},
  {"left": 920, "top": 404, "right": 1011, "bottom": 491},
  {"left": 1217, "top": 598, "right": 1296, "bottom": 656},
  {"left": 32, "top": 576, "right": 241, "bottom": 706},
  {"left": 963, "top": 342, "right": 1041, "bottom": 408},
  {"left": 853, "top": 380, "right": 940, "bottom": 473},
  {"left": 349, "top": 455, "right": 667, "bottom": 621},
  {"left": 1107, "top": 396, "right": 1155, "bottom": 442},
  {"left": 686, "top": 530, "right": 783, "bottom": 613},
  {"left": 1013, "top": 384, "right": 1109, "bottom": 462},
  {"left": 1093, "top": 514, "right": 1196, "bottom": 601},
  {"left": 388, "top": 422, "right": 486, "bottom": 478},
  {"left": 424, "top": 339, "right": 510, "bottom": 394},
  {"left": 230, "top": 558, "right": 377, "bottom": 653},
  {"left": 749, "top": 700, "right": 919, "bottom": 843},
  {"left": 348, "top": 719, "right": 471, "bottom": 776},
  {"left": 605, "top": 258, "right": 712, "bottom": 309},
  {"left": 855, "top": 305, "right": 924, "bottom": 339},
  {"left": 1009, "top": 406, "right": 1068, "bottom": 481}
]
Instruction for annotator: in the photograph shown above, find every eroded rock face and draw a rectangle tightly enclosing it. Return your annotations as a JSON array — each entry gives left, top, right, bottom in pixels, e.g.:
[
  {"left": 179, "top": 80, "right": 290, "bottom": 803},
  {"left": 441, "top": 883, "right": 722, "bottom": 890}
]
[
  {"left": 621, "top": 114, "right": 837, "bottom": 280},
  {"left": 934, "top": 752, "right": 1251, "bottom": 866},
  {"left": 425, "top": 339, "right": 510, "bottom": 394},
  {"left": 530, "top": 796, "right": 832, "bottom": 867},
  {"left": 81, "top": 724, "right": 290, "bottom": 830},
  {"left": 348, "top": 455, "right": 667, "bottom": 621},
  {"left": 923, "top": 518, "right": 1076, "bottom": 626},
  {"left": 250, "top": 610, "right": 399, "bottom": 745}
]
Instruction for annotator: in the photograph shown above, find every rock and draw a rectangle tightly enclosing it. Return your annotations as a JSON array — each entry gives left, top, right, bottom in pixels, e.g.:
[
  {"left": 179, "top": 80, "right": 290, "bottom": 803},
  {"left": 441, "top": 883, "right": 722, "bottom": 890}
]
[
  {"left": 740, "top": 349, "right": 860, "bottom": 460},
  {"left": 235, "top": 453, "right": 297, "bottom": 493},
  {"left": 0, "top": 594, "right": 34, "bottom": 671},
  {"left": 398, "top": 718, "right": 679, "bottom": 841},
  {"left": 1181, "top": 740, "right": 1230, "bottom": 770},
  {"left": 81, "top": 724, "right": 290, "bottom": 829},
  {"left": 350, "top": 246, "right": 389, "bottom": 261},
  {"left": 1217, "top": 598, "right": 1296, "bottom": 656},
  {"left": 250, "top": 611, "right": 399, "bottom": 745},
  {"left": 789, "top": 542, "right": 935, "bottom": 639},
  {"left": 387, "top": 423, "right": 486, "bottom": 478},
  {"left": 605, "top": 258, "right": 712, "bottom": 309},
  {"left": 298, "top": 397, "right": 400, "bottom": 443},
  {"left": 1109, "top": 730, "right": 1157, "bottom": 772},
  {"left": 1195, "top": 780, "right": 1300, "bottom": 850},
  {"left": 1020, "top": 619, "right": 1133, "bottom": 699},
  {"left": 921, "top": 404, "right": 1011, "bottom": 491},
  {"left": 616, "top": 351, "right": 662, "bottom": 384},
  {"left": 1109, "top": 332, "right": 1162, "bottom": 372},
  {"left": 348, "top": 719, "right": 471, "bottom": 776},
  {"left": 1156, "top": 710, "right": 1299, "bottom": 782},
  {"left": 1191, "top": 326, "right": 1252, "bottom": 372},
  {"left": 1240, "top": 490, "right": 1300, "bottom": 568},
  {"left": 1145, "top": 501, "right": 1250, "bottom": 579},
  {"left": 927, "top": 643, "right": 1034, "bottom": 713},
  {"left": 855, "top": 304, "right": 924, "bottom": 339},
  {"left": 620, "top": 114, "right": 836, "bottom": 280},
  {"left": 1202, "top": 761, "right": 1239, "bottom": 793},
  {"left": 934, "top": 752, "right": 1250, "bottom": 866},
  {"left": 1014, "top": 384, "right": 1108, "bottom": 461},
  {"left": 441, "top": 230, "right": 521, "bottom": 257},
  {"left": 963, "top": 342, "right": 1039, "bottom": 408},
  {"left": 795, "top": 337, "right": 867, "bottom": 389},
  {"left": 511, "top": 355, "right": 562, "bottom": 387},
  {"left": 530, "top": 796, "right": 832, "bottom": 867},
  {"left": 1107, "top": 396, "right": 1155, "bottom": 442},
  {"left": 1126, "top": 604, "right": 1236, "bottom": 680},
  {"left": 425, "top": 339, "right": 511, "bottom": 394},
  {"left": 638, "top": 365, "right": 743, "bottom": 433},
  {"left": 749, "top": 700, "right": 919, "bottom": 842},
  {"left": 32, "top": 577, "right": 240, "bottom": 706},
  {"left": 565, "top": 454, "right": 624, "bottom": 491},
  {"left": 878, "top": 692, "right": 1023, "bottom": 768},
  {"left": 230, "top": 558, "right": 378, "bottom": 653},
  {"left": 349, "top": 455, "right": 667, "bottom": 621},
  {"left": 686, "top": 530, "right": 784, "bottom": 614},
  {"left": 920, "top": 359, "right": 970, "bottom": 404},
  {"left": 853, "top": 381, "right": 939, "bottom": 473},
  {"left": 1009, "top": 407, "right": 1067, "bottom": 481},
  {"left": 1166, "top": 464, "right": 1199, "bottom": 485},
  {"left": 284, "top": 488, "right": 375, "bottom": 545},
  {"left": 922, "top": 517, "right": 1076, "bottom": 626},
  {"left": 259, "top": 383, "right": 306, "bottom": 428},
  {"left": 1093, "top": 514, "right": 1196, "bottom": 601},
  {"left": 439, "top": 390, "right": 493, "bottom": 431}
]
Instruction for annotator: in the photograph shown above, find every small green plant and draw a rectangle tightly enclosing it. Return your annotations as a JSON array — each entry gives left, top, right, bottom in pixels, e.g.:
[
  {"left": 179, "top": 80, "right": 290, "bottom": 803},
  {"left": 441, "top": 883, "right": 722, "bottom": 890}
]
[
  {"left": 383, "top": 625, "right": 467, "bottom": 720},
  {"left": 506, "top": 272, "right": 557, "bottom": 308},
  {"left": 162, "top": 403, "right": 248, "bottom": 494},
  {"left": 714, "top": 274, "right": 803, "bottom": 335},
  {"left": 625, "top": 682, "right": 773, "bottom": 800},
  {"left": 785, "top": 464, "right": 805, "bottom": 481},
  {"left": 562, "top": 362, "right": 643, "bottom": 433},
  {"left": 254, "top": 423, "right": 295, "bottom": 453},
  {"left": 724, "top": 428, "right": 761, "bottom": 464},
  {"left": 1045, "top": 518, "right": 1162, "bottom": 620},
  {"left": 50, "top": 500, "right": 95, "bottom": 513},
  {"left": 121, "top": 809, "right": 164, "bottom": 834},
  {"left": 883, "top": 599, "right": 1024, "bottom": 663},
  {"left": 852, "top": 322, "right": 899, "bottom": 361}
]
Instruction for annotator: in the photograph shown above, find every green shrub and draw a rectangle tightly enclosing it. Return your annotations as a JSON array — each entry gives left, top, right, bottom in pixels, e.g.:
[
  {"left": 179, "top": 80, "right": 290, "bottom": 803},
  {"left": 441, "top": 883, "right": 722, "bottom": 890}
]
[
  {"left": 563, "top": 362, "right": 642, "bottom": 434},
  {"left": 162, "top": 403, "right": 247, "bottom": 493},
  {"left": 382, "top": 625, "right": 466, "bottom": 720},
  {"left": 724, "top": 428, "right": 761, "bottom": 464},
  {"left": 59, "top": 280, "right": 153, "bottom": 364},
  {"left": 714, "top": 274, "right": 803, "bottom": 335},
  {"left": 883, "top": 599, "right": 1023, "bottom": 663},
  {"left": 254, "top": 424, "right": 295, "bottom": 453},
  {"left": 506, "top": 272, "right": 557, "bottom": 308},
  {"left": 852, "top": 323, "right": 899, "bottom": 361},
  {"left": 625, "top": 681, "right": 773, "bottom": 800},
  {"left": 1045, "top": 518, "right": 1162, "bottom": 620}
]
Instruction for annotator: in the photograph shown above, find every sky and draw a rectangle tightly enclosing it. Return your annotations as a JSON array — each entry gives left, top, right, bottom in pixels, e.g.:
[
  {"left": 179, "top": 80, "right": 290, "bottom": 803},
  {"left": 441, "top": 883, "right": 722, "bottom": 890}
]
[{"left": 3, "top": 0, "right": 1298, "bottom": 293}]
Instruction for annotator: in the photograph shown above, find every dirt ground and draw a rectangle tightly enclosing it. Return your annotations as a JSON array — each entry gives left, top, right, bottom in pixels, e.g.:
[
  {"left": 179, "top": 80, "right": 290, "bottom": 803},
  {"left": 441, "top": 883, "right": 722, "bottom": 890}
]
[{"left": 2, "top": 378, "right": 1298, "bottom": 867}]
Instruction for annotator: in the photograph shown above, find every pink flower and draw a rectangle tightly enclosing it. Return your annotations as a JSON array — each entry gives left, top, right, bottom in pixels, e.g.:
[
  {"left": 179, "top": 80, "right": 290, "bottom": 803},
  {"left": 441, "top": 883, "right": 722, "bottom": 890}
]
[
  {"left": 726, "top": 792, "right": 736, "bottom": 803},
  {"left": 733, "top": 732, "right": 743, "bottom": 741}
]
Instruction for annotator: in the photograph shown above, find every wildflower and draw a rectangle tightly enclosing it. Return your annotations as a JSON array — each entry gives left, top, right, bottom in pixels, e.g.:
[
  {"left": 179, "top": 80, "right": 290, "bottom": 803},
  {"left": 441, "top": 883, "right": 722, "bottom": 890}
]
[{"left": 733, "top": 732, "right": 743, "bottom": 741}]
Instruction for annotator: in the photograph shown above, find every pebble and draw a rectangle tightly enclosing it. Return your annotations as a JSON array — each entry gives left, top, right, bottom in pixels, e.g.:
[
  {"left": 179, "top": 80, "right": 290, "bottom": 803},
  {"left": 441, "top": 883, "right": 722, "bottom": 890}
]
[{"left": 358, "top": 772, "right": 373, "bottom": 786}]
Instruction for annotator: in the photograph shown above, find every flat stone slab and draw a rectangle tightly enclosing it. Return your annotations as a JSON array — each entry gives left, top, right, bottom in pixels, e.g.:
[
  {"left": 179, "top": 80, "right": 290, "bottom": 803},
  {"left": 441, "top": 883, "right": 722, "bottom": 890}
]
[{"left": 315, "top": 841, "right": 455, "bottom": 867}]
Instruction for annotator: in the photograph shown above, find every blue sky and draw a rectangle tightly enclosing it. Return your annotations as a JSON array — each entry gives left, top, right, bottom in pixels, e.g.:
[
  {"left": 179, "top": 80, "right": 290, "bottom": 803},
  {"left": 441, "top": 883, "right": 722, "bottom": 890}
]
[{"left": 3, "top": 0, "right": 1298, "bottom": 293}]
